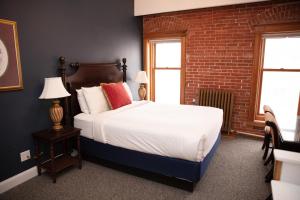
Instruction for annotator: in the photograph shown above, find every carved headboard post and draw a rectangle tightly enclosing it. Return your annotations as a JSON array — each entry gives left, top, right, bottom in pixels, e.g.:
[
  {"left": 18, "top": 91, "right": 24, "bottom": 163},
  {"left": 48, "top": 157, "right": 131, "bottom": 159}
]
[
  {"left": 58, "top": 56, "right": 71, "bottom": 126},
  {"left": 58, "top": 56, "right": 67, "bottom": 86},
  {"left": 122, "top": 58, "right": 127, "bottom": 82}
]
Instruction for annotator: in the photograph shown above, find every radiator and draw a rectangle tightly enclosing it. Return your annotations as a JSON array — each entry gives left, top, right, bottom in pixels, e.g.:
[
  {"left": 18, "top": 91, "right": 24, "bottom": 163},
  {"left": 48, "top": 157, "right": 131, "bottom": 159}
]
[{"left": 198, "top": 89, "right": 234, "bottom": 134}]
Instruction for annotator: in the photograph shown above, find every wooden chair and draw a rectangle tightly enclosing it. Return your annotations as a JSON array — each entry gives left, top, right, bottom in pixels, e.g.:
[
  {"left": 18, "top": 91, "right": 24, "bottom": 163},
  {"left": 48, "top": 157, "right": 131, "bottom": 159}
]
[
  {"left": 262, "top": 105, "right": 275, "bottom": 158},
  {"left": 264, "top": 112, "right": 281, "bottom": 182},
  {"left": 265, "top": 112, "right": 280, "bottom": 162},
  {"left": 263, "top": 126, "right": 272, "bottom": 160},
  {"left": 264, "top": 112, "right": 280, "bottom": 166},
  {"left": 263, "top": 105, "right": 275, "bottom": 116}
]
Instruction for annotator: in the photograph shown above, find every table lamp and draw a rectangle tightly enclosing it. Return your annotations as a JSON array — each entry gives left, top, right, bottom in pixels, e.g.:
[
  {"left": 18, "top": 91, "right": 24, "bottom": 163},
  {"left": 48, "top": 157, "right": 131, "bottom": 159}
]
[
  {"left": 135, "top": 71, "right": 149, "bottom": 100},
  {"left": 39, "top": 77, "right": 70, "bottom": 131}
]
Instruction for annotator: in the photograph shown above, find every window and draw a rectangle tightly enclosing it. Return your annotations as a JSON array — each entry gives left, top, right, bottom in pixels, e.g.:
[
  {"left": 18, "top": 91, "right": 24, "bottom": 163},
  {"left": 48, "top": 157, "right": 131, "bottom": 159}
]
[
  {"left": 144, "top": 33, "right": 186, "bottom": 104},
  {"left": 251, "top": 24, "right": 300, "bottom": 130},
  {"left": 154, "top": 40, "right": 181, "bottom": 104}
]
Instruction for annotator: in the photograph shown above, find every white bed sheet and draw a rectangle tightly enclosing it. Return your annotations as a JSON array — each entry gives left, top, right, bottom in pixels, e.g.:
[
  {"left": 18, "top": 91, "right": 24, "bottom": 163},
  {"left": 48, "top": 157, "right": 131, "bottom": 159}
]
[
  {"left": 74, "top": 101, "right": 223, "bottom": 162},
  {"left": 74, "top": 101, "right": 143, "bottom": 139},
  {"left": 74, "top": 113, "right": 94, "bottom": 139}
]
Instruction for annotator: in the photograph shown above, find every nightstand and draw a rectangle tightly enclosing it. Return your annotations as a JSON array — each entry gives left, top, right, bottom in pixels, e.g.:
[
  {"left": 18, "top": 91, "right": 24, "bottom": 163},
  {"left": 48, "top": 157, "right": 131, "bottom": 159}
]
[{"left": 32, "top": 127, "right": 82, "bottom": 183}]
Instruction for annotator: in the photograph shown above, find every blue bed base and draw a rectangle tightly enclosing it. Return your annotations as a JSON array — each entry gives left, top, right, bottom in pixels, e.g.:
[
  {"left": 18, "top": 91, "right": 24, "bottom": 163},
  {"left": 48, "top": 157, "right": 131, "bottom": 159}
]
[{"left": 80, "top": 132, "right": 221, "bottom": 183}]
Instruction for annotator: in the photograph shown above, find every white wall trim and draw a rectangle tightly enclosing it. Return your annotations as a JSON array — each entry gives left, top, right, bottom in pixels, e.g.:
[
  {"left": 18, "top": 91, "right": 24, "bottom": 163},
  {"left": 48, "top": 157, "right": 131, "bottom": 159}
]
[
  {"left": 0, "top": 166, "right": 38, "bottom": 194},
  {"left": 134, "top": 0, "right": 270, "bottom": 16}
]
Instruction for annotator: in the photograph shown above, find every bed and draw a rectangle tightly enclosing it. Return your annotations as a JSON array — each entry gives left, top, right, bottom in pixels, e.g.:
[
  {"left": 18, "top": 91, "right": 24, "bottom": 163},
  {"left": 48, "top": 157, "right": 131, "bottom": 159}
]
[{"left": 58, "top": 57, "right": 223, "bottom": 191}]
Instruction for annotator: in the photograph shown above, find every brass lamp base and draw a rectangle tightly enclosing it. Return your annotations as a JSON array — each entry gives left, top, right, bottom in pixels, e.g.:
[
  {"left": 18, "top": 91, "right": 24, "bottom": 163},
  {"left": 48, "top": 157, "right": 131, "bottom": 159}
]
[
  {"left": 138, "top": 84, "right": 147, "bottom": 100},
  {"left": 49, "top": 100, "right": 63, "bottom": 131}
]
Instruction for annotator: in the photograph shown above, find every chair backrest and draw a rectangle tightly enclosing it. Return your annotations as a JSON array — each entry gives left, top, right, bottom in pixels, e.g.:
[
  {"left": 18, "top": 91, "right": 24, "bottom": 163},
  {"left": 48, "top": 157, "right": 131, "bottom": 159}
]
[
  {"left": 265, "top": 112, "right": 281, "bottom": 148},
  {"left": 263, "top": 105, "right": 275, "bottom": 116},
  {"left": 264, "top": 125, "right": 271, "bottom": 135}
]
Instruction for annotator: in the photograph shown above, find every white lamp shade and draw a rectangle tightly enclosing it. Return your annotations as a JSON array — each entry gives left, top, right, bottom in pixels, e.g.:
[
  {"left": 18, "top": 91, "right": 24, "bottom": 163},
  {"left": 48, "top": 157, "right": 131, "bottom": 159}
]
[
  {"left": 39, "top": 77, "right": 71, "bottom": 99},
  {"left": 135, "top": 71, "right": 149, "bottom": 84}
]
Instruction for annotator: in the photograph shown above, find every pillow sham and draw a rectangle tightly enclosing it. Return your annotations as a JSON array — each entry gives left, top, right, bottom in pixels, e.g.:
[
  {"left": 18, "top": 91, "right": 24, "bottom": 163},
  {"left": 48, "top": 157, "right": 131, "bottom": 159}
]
[
  {"left": 123, "top": 82, "right": 133, "bottom": 101},
  {"left": 101, "top": 83, "right": 132, "bottom": 110},
  {"left": 76, "top": 89, "right": 89, "bottom": 114},
  {"left": 82, "top": 86, "right": 110, "bottom": 114}
]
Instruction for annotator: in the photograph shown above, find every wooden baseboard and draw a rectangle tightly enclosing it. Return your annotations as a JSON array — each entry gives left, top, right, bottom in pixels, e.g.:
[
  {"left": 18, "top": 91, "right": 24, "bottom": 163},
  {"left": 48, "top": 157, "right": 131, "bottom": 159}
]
[
  {"left": 222, "top": 130, "right": 264, "bottom": 139},
  {"left": 222, "top": 131, "right": 237, "bottom": 139},
  {"left": 235, "top": 131, "right": 264, "bottom": 139},
  {"left": 0, "top": 166, "right": 37, "bottom": 194}
]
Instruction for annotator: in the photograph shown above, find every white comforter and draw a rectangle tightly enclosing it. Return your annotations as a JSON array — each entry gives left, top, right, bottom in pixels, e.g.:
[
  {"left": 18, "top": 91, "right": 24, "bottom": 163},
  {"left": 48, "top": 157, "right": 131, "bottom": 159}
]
[{"left": 75, "top": 101, "right": 223, "bottom": 162}]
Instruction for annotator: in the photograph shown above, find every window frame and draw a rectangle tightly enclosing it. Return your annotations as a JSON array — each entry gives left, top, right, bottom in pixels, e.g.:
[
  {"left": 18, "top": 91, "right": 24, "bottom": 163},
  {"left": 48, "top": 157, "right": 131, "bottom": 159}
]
[
  {"left": 250, "top": 23, "right": 300, "bottom": 123},
  {"left": 143, "top": 32, "right": 186, "bottom": 104}
]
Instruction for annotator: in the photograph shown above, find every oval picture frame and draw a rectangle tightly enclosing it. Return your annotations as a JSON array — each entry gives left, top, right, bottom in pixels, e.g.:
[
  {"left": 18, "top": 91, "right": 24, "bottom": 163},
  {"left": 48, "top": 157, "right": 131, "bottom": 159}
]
[{"left": 0, "top": 19, "right": 23, "bottom": 91}]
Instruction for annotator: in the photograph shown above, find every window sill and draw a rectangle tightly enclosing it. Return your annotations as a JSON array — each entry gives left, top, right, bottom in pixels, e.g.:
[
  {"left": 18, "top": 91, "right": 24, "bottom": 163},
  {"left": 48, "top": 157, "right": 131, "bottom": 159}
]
[{"left": 252, "top": 120, "right": 265, "bottom": 128}]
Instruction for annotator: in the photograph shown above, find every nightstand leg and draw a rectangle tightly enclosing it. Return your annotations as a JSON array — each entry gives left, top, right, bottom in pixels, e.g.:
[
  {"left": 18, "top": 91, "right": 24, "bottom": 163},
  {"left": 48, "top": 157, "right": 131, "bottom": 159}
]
[
  {"left": 77, "top": 135, "right": 82, "bottom": 169},
  {"left": 50, "top": 143, "right": 56, "bottom": 183},
  {"left": 35, "top": 140, "right": 42, "bottom": 176}
]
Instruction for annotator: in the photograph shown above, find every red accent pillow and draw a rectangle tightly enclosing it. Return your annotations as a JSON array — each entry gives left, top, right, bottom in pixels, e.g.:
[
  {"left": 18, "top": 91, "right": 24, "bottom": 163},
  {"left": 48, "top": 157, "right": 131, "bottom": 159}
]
[{"left": 101, "top": 83, "right": 132, "bottom": 109}]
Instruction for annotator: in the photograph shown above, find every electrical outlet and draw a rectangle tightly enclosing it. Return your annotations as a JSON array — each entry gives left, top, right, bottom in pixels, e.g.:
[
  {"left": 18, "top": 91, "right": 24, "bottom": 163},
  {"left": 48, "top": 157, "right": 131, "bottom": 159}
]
[{"left": 20, "top": 150, "right": 31, "bottom": 162}]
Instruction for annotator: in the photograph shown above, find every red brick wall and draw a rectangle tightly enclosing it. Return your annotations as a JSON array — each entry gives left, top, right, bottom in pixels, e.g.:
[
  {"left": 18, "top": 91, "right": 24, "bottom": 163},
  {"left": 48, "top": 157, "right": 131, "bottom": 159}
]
[{"left": 143, "top": 0, "right": 300, "bottom": 135}]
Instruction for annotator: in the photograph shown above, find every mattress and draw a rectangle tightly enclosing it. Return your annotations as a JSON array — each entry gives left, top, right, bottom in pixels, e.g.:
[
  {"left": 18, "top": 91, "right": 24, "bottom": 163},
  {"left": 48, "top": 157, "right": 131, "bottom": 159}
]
[{"left": 74, "top": 101, "right": 223, "bottom": 162}]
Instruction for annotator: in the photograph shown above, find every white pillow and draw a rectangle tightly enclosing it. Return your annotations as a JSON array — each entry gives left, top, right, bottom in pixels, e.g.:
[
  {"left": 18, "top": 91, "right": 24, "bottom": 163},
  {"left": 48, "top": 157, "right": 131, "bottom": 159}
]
[
  {"left": 82, "top": 86, "right": 110, "bottom": 114},
  {"left": 76, "top": 89, "right": 89, "bottom": 114},
  {"left": 123, "top": 82, "right": 133, "bottom": 101}
]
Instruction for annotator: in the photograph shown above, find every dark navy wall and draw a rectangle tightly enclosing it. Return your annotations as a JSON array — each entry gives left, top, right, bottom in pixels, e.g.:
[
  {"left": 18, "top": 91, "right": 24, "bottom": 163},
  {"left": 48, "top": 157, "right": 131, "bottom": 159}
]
[{"left": 0, "top": 0, "right": 142, "bottom": 181}]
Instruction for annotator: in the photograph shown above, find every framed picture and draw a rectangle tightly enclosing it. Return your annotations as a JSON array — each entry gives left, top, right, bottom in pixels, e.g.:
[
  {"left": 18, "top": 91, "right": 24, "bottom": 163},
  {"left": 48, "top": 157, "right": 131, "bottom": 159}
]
[{"left": 0, "top": 19, "right": 23, "bottom": 91}]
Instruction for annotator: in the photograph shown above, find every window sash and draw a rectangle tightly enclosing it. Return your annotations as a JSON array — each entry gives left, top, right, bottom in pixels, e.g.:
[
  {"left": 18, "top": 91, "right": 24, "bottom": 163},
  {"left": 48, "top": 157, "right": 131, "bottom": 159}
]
[
  {"left": 154, "top": 69, "right": 181, "bottom": 104},
  {"left": 256, "top": 69, "right": 300, "bottom": 120},
  {"left": 154, "top": 40, "right": 181, "bottom": 68},
  {"left": 262, "top": 35, "right": 300, "bottom": 69},
  {"left": 258, "top": 70, "right": 300, "bottom": 115},
  {"left": 263, "top": 69, "right": 300, "bottom": 72}
]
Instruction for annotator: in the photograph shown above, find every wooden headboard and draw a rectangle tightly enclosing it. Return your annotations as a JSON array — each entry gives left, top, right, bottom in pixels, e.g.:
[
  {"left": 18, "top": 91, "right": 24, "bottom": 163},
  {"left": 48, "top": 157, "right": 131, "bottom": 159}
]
[{"left": 58, "top": 56, "right": 127, "bottom": 126}]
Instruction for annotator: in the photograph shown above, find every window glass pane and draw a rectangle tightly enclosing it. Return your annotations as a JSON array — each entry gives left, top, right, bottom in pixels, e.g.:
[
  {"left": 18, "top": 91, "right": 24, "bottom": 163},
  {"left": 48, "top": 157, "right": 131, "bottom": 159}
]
[
  {"left": 155, "top": 69, "right": 180, "bottom": 104},
  {"left": 155, "top": 41, "right": 181, "bottom": 68},
  {"left": 259, "top": 72, "right": 300, "bottom": 130},
  {"left": 263, "top": 36, "right": 300, "bottom": 69}
]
